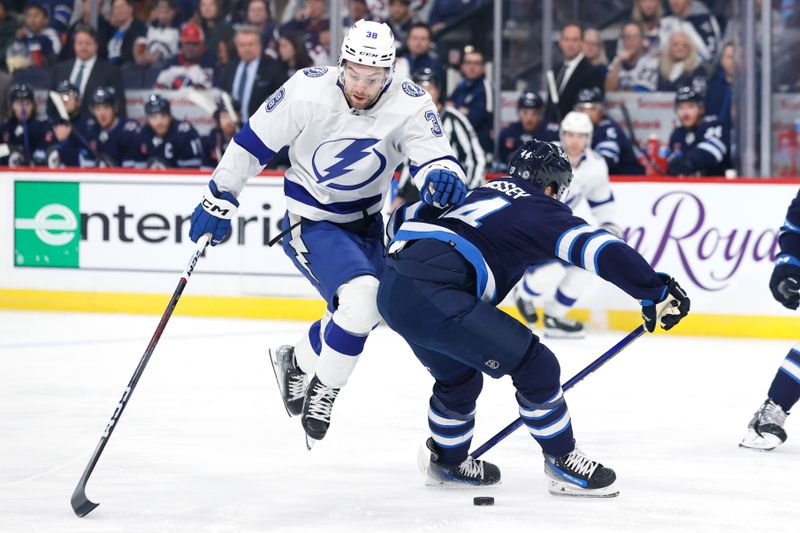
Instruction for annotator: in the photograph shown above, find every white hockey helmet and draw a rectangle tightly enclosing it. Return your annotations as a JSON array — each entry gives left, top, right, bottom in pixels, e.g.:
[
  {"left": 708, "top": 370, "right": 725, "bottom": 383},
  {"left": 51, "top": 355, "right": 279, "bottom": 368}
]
[
  {"left": 560, "top": 111, "right": 593, "bottom": 138},
  {"left": 339, "top": 20, "right": 396, "bottom": 88}
]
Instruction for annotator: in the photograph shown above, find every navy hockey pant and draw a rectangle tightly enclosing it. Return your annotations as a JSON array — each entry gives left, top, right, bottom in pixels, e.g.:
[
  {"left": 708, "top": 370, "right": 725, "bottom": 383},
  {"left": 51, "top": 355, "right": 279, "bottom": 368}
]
[{"left": 377, "top": 239, "right": 575, "bottom": 465}]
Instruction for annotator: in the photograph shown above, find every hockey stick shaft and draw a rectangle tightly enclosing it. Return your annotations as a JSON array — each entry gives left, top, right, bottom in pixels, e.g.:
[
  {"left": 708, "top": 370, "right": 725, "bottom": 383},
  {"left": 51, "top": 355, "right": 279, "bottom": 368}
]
[
  {"left": 619, "top": 103, "right": 664, "bottom": 176},
  {"left": 470, "top": 324, "right": 646, "bottom": 460},
  {"left": 70, "top": 233, "right": 211, "bottom": 517}
]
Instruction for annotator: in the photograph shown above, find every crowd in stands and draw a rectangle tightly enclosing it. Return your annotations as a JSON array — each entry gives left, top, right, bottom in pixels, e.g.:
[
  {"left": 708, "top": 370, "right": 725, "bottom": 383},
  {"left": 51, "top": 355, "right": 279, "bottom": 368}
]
[{"left": 0, "top": 0, "right": 780, "bottom": 176}]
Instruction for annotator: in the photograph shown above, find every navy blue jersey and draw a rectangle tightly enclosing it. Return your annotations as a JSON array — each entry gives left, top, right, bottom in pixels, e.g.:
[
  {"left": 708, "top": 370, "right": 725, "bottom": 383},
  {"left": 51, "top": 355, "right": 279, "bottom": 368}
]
[
  {"left": 137, "top": 119, "right": 203, "bottom": 168},
  {"left": 592, "top": 117, "right": 644, "bottom": 175},
  {"left": 449, "top": 75, "right": 493, "bottom": 153},
  {"left": 84, "top": 117, "right": 142, "bottom": 167},
  {"left": 389, "top": 177, "right": 667, "bottom": 305},
  {"left": 0, "top": 117, "right": 55, "bottom": 165},
  {"left": 779, "top": 189, "right": 800, "bottom": 260},
  {"left": 51, "top": 116, "right": 96, "bottom": 167},
  {"left": 497, "top": 121, "right": 560, "bottom": 165},
  {"left": 668, "top": 115, "right": 731, "bottom": 176},
  {"left": 201, "top": 127, "right": 234, "bottom": 168}
]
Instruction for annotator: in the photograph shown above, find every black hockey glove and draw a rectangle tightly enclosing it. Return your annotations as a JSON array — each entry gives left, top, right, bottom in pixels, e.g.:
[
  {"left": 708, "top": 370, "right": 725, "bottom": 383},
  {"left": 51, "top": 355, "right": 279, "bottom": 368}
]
[
  {"left": 769, "top": 254, "right": 800, "bottom": 310},
  {"left": 641, "top": 273, "right": 690, "bottom": 332},
  {"left": 667, "top": 154, "right": 695, "bottom": 177}
]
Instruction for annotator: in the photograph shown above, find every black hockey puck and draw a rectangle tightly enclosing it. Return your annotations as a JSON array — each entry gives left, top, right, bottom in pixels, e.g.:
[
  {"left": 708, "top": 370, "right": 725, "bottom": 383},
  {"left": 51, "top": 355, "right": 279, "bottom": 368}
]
[{"left": 473, "top": 496, "right": 494, "bottom": 506}]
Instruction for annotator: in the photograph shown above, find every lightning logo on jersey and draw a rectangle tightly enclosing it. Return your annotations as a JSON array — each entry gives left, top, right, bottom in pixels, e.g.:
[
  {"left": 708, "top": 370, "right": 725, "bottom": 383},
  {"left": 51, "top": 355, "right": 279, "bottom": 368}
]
[{"left": 312, "top": 138, "right": 387, "bottom": 191}]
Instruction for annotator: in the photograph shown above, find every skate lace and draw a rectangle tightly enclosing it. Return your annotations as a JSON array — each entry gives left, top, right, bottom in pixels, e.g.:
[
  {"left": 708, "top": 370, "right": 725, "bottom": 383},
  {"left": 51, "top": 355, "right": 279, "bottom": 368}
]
[
  {"left": 757, "top": 400, "right": 788, "bottom": 427},
  {"left": 306, "top": 382, "right": 339, "bottom": 422},
  {"left": 562, "top": 450, "right": 599, "bottom": 479},
  {"left": 287, "top": 372, "right": 306, "bottom": 401},
  {"left": 458, "top": 457, "right": 485, "bottom": 479}
]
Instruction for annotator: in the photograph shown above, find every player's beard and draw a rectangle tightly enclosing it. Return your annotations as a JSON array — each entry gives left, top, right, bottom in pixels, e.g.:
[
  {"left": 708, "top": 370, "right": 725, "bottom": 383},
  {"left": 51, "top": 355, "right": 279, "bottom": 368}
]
[{"left": 345, "top": 87, "right": 381, "bottom": 110}]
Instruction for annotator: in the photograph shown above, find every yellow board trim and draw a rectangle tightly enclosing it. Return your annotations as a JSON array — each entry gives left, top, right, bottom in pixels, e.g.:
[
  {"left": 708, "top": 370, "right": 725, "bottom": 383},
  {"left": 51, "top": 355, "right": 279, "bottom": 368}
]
[{"left": 1, "top": 289, "right": 797, "bottom": 339}]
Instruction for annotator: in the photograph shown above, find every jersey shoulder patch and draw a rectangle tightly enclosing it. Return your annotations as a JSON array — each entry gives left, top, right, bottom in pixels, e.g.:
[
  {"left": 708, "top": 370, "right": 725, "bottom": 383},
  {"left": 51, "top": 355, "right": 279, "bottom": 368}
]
[
  {"left": 303, "top": 66, "right": 328, "bottom": 78},
  {"left": 265, "top": 86, "right": 286, "bottom": 112},
  {"left": 402, "top": 80, "right": 426, "bottom": 97}
]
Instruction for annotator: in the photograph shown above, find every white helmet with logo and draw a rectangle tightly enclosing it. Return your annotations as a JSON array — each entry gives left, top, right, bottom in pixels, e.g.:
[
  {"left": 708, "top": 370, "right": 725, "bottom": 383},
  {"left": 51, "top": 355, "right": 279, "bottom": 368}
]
[
  {"left": 560, "top": 111, "right": 593, "bottom": 137},
  {"left": 339, "top": 20, "right": 396, "bottom": 88}
]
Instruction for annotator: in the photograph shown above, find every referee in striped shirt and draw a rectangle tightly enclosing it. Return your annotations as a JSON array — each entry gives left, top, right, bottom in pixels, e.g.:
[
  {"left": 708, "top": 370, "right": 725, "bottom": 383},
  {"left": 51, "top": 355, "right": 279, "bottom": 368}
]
[{"left": 394, "top": 68, "right": 487, "bottom": 206}]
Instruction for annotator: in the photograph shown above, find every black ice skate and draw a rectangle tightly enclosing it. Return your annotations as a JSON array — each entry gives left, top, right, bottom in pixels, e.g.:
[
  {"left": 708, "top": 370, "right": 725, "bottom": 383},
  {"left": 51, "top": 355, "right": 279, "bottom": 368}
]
[
  {"left": 515, "top": 294, "right": 539, "bottom": 326},
  {"left": 740, "top": 398, "right": 788, "bottom": 451},
  {"left": 543, "top": 314, "right": 585, "bottom": 339},
  {"left": 269, "top": 345, "right": 307, "bottom": 417},
  {"left": 301, "top": 375, "right": 340, "bottom": 449},
  {"left": 421, "top": 438, "right": 501, "bottom": 487},
  {"left": 544, "top": 448, "right": 618, "bottom": 497}
]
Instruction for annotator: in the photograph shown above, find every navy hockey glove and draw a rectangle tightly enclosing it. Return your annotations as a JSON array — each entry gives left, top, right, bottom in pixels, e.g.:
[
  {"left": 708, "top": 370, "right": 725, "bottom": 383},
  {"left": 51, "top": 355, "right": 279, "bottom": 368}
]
[
  {"left": 421, "top": 168, "right": 466, "bottom": 208},
  {"left": 641, "top": 273, "right": 690, "bottom": 332},
  {"left": 189, "top": 180, "right": 239, "bottom": 245},
  {"left": 769, "top": 254, "right": 800, "bottom": 310},
  {"left": 667, "top": 153, "right": 695, "bottom": 176}
]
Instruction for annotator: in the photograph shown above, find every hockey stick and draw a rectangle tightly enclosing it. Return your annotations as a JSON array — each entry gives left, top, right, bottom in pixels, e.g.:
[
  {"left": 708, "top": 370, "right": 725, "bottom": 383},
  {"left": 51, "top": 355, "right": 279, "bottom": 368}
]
[
  {"left": 546, "top": 70, "right": 563, "bottom": 123},
  {"left": 619, "top": 102, "right": 664, "bottom": 176},
  {"left": 70, "top": 233, "right": 211, "bottom": 517},
  {"left": 470, "top": 324, "right": 646, "bottom": 460}
]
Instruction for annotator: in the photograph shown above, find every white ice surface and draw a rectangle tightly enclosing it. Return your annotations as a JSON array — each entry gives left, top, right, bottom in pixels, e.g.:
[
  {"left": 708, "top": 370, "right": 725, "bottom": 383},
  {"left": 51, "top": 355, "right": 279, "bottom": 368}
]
[{"left": 1, "top": 310, "right": 798, "bottom": 533}]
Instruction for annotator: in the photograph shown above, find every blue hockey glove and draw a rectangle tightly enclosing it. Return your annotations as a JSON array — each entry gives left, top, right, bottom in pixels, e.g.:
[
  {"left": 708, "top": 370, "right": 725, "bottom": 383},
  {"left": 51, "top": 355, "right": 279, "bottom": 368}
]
[
  {"left": 770, "top": 254, "right": 800, "bottom": 310},
  {"left": 421, "top": 168, "right": 466, "bottom": 208},
  {"left": 189, "top": 180, "right": 239, "bottom": 245},
  {"left": 641, "top": 273, "right": 690, "bottom": 332}
]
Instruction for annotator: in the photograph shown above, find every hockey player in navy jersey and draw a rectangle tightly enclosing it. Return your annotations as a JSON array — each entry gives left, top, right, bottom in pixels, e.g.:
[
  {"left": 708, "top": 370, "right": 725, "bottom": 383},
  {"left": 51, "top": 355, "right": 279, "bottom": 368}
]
[
  {"left": 497, "top": 91, "right": 559, "bottom": 165},
  {"left": 187, "top": 20, "right": 467, "bottom": 447},
  {"left": 201, "top": 100, "right": 240, "bottom": 168},
  {"left": 48, "top": 80, "right": 95, "bottom": 167},
  {"left": 138, "top": 93, "right": 203, "bottom": 169},
  {"left": 514, "top": 111, "right": 622, "bottom": 338},
  {"left": 666, "top": 86, "right": 731, "bottom": 177},
  {"left": 574, "top": 87, "right": 644, "bottom": 175},
  {"left": 378, "top": 139, "right": 690, "bottom": 495},
  {"left": 740, "top": 190, "right": 800, "bottom": 451},
  {"left": 0, "top": 84, "right": 54, "bottom": 167},
  {"left": 84, "top": 87, "right": 142, "bottom": 168}
]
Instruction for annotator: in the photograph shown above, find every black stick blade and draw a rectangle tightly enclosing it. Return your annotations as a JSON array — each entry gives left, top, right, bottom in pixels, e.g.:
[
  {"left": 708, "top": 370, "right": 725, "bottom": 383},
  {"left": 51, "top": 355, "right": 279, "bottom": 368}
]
[{"left": 71, "top": 483, "right": 99, "bottom": 517}]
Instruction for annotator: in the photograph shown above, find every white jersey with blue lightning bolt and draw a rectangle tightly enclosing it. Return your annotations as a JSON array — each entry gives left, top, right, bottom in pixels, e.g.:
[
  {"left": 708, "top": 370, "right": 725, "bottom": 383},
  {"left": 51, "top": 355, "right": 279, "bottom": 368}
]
[{"left": 210, "top": 66, "right": 466, "bottom": 223}]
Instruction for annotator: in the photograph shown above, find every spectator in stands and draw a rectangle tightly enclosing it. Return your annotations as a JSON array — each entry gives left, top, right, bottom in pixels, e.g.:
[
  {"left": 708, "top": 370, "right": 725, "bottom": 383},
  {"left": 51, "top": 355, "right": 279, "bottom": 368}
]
[
  {"left": 582, "top": 28, "right": 608, "bottom": 80},
  {"left": 49, "top": 25, "right": 126, "bottom": 118},
  {"left": 281, "top": 0, "right": 329, "bottom": 48},
  {"left": 0, "top": 83, "right": 54, "bottom": 166},
  {"left": 99, "top": 0, "right": 148, "bottom": 66},
  {"left": 448, "top": 46, "right": 493, "bottom": 154},
  {"left": 395, "top": 67, "right": 485, "bottom": 206},
  {"left": 660, "top": 0, "right": 720, "bottom": 65},
  {"left": 193, "top": 0, "right": 234, "bottom": 63},
  {"left": 632, "top": 0, "right": 664, "bottom": 55},
  {"left": 0, "top": 0, "right": 22, "bottom": 61},
  {"left": 546, "top": 22, "right": 604, "bottom": 123},
  {"left": 310, "top": 25, "right": 332, "bottom": 65},
  {"left": 386, "top": 0, "right": 415, "bottom": 46},
  {"left": 35, "top": 0, "right": 72, "bottom": 42},
  {"left": 219, "top": 25, "right": 288, "bottom": 118},
  {"left": 84, "top": 86, "right": 142, "bottom": 167},
  {"left": 173, "top": 0, "right": 200, "bottom": 25},
  {"left": 705, "top": 42, "right": 733, "bottom": 130},
  {"left": 497, "top": 90, "right": 559, "bottom": 165},
  {"left": 277, "top": 31, "right": 313, "bottom": 76},
  {"left": 11, "top": 3, "right": 60, "bottom": 68},
  {"left": 245, "top": 0, "right": 277, "bottom": 52},
  {"left": 574, "top": 87, "right": 645, "bottom": 175},
  {"left": 656, "top": 31, "right": 706, "bottom": 93},
  {"left": 154, "top": 22, "right": 215, "bottom": 89},
  {"left": 605, "top": 21, "right": 659, "bottom": 92},
  {"left": 59, "top": 0, "right": 96, "bottom": 61},
  {"left": 429, "top": 0, "right": 480, "bottom": 33},
  {"left": 395, "top": 22, "right": 445, "bottom": 94},
  {"left": 343, "top": 0, "right": 375, "bottom": 27},
  {"left": 666, "top": 86, "right": 730, "bottom": 177},
  {"left": 202, "top": 98, "right": 240, "bottom": 167},
  {"left": 137, "top": 93, "right": 203, "bottom": 168},
  {"left": 133, "top": 0, "right": 180, "bottom": 68}
]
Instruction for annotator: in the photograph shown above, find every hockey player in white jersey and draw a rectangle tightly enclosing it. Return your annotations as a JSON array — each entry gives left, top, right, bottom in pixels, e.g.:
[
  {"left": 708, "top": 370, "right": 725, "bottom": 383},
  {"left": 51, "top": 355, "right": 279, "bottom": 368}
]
[
  {"left": 514, "top": 111, "right": 623, "bottom": 338},
  {"left": 187, "top": 20, "right": 467, "bottom": 447}
]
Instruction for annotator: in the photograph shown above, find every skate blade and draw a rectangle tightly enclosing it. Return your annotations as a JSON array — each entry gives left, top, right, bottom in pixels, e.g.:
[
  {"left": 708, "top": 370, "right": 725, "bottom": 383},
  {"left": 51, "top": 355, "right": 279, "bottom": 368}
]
[
  {"left": 739, "top": 430, "right": 782, "bottom": 451},
  {"left": 417, "top": 444, "right": 500, "bottom": 488},
  {"left": 548, "top": 480, "right": 619, "bottom": 498},
  {"left": 305, "top": 433, "right": 317, "bottom": 450},
  {"left": 268, "top": 348, "right": 294, "bottom": 418},
  {"left": 543, "top": 329, "right": 586, "bottom": 339}
]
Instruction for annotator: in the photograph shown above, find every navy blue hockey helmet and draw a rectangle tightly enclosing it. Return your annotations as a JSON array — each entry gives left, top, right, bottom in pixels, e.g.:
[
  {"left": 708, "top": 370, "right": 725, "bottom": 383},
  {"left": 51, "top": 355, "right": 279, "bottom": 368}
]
[
  {"left": 56, "top": 79, "right": 80, "bottom": 98},
  {"left": 508, "top": 139, "right": 573, "bottom": 199},
  {"left": 9, "top": 83, "right": 34, "bottom": 103},
  {"left": 145, "top": 93, "right": 171, "bottom": 115},
  {"left": 90, "top": 86, "right": 117, "bottom": 107},
  {"left": 412, "top": 67, "right": 439, "bottom": 88},
  {"left": 576, "top": 86, "right": 604, "bottom": 106},
  {"left": 518, "top": 91, "right": 543, "bottom": 110},
  {"left": 675, "top": 86, "right": 703, "bottom": 105}
]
